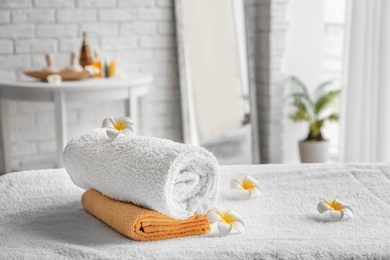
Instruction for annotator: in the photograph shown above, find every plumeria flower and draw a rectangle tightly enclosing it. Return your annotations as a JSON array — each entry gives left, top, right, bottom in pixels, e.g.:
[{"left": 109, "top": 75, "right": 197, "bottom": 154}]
[
  {"left": 317, "top": 198, "right": 354, "bottom": 222},
  {"left": 102, "top": 116, "right": 135, "bottom": 139},
  {"left": 84, "top": 65, "right": 100, "bottom": 75},
  {"left": 207, "top": 208, "right": 245, "bottom": 236},
  {"left": 230, "top": 175, "right": 261, "bottom": 199},
  {"left": 46, "top": 74, "right": 62, "bottom": 85}
]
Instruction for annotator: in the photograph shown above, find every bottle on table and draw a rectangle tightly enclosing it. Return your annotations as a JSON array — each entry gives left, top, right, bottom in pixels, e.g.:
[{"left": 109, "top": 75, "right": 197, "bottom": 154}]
[
  {"left": 104, "top": 59, "right": 117, "bottom": 78},
  {"left": 109, "top": 60, "right": 116, "bottom": 78},
  {"left": 79, "top": 32, "right": 92, "bottom": 68},
  {"left": 92, "top": 50, "right": 102, "bottom": 78}
]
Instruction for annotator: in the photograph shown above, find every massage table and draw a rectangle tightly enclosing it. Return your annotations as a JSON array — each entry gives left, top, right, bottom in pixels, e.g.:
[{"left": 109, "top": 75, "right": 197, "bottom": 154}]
[{"left": 1, "top": 163, "right": 390, "bottom": 259}]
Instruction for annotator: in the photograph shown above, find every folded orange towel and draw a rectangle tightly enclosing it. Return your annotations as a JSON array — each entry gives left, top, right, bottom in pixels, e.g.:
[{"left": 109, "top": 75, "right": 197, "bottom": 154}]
[{"left": 81, "top": 189, "right": 211, "bottom": 241}]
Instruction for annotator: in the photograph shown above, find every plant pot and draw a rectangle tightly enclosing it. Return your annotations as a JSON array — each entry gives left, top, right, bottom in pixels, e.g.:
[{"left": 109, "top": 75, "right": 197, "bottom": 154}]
[{"left": 298, "top": 140, "right": 329, "bottom": 163}]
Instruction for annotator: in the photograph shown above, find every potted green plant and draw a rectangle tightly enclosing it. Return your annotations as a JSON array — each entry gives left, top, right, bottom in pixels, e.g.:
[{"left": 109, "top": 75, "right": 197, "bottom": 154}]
[{"left": 288, "top": 76, "right": 340, "bottom": 163}]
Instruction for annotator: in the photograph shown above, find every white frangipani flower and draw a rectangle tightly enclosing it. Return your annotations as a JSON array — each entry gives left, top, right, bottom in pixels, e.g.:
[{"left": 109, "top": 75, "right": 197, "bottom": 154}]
[
  {"left": 230, "top": 175, "right": 260, "bottom": 199},
  {"left": 46, "top": 74, "right": 62, "bottom": 85},
  {"left": 102, "top": 116, "right": 135, "bottom": 139},
  {"left": 317, "top": 198, "right": 353, "bottom": 222},
  {"left": 84, "top": 65, "right": 99, "bottom": 75},
  {"left": 207, "top": 208, "right": 245, "bottom": 236}
]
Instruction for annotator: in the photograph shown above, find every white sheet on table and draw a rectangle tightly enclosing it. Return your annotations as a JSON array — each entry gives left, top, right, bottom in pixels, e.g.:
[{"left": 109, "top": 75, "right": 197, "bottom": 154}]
[{"left": 1, "top": 163, "right": 390, "bottom": 259}]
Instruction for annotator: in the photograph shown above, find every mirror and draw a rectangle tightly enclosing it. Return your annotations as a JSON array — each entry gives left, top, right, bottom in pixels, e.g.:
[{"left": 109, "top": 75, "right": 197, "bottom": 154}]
[{"left": 175, "top": 0, "right": 260, "bottom": 164}]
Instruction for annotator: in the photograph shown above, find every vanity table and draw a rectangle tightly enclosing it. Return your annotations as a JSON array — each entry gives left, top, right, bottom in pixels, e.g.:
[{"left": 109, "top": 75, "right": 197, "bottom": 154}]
[{"left": 0, "top": 75, "right": 153, "bottom": 173}]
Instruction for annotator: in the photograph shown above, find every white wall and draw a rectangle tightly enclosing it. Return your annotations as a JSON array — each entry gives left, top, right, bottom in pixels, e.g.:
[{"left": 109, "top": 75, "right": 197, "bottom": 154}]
[
  {"left": 0, "top": 0, "right": 182, "bottom": 171},
  {"left": 283, "top": 0, "right": 325, "bottom": 163}
]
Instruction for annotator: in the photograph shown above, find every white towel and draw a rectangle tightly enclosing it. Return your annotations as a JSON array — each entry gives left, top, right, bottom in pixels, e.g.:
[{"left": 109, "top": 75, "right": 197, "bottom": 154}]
[{"left": 62, "top": 129, "right": 219, "bottom": 220}]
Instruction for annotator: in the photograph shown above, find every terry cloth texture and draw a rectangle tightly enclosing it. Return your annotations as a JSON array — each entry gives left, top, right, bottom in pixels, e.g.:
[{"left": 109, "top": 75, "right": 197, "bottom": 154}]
[
  {"left": 62, "top": 128, "right": 219, "bottom": 220},
  {"left": 81, "top": 189, "right": 210, "bottom": 241},
  {"left": 1, "top": 164, "right": 390, "bottom": 259}
]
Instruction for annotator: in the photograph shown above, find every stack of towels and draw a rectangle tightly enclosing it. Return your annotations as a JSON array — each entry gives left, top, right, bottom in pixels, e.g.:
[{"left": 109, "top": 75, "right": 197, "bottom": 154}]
[{"left": 62, "top": 129, "right": 219, "bottom": 241}]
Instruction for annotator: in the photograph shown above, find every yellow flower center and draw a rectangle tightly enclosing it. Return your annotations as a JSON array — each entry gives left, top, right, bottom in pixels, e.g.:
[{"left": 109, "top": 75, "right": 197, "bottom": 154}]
[
  {"left": 114, "top": 120, "right": 126, "bottom": 131},
  {"left": 221, "top": 212, "right": 235, "bottom": 225},
  {"left": 242, "top": 180, "right": 255, "bottom": 190},
  {"left": 327, "top": 200, "right": 343, "bottom": 211}
]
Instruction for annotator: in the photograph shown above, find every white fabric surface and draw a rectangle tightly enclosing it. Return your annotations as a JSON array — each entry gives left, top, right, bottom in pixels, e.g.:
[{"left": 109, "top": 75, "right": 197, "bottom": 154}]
[
  {"left": 341, "top": 1, "right": 390, "bottom": 162},
  {"left": 62, "top": 129, "right": 219, "bottom": 220},
  {"left": 1, "top": 163, "right": 390, "bottom": 259}
]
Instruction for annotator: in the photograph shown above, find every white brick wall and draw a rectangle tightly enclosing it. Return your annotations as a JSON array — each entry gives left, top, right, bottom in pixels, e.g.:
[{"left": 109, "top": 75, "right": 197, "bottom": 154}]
[
  {"left": 34, "top": 0, "right": 74, "bottom": 8},
  {"left": 98, "top": 9, "right": 136, "bottom": 22},
  {"left": 119, "top": 0, "right": 155, "bottom": 7},
  {"left": 0, "top": 55, "right": 31, "bottom": 69},
  {"left": 0, "top": 0, "right": 182, "bottom": 171},
  {"left": 245, "top": 0, "right": 288, "bottom": 163},
  {"left": 0, "top": 0, "right": 31, "bottom": 8},
  {"left": 120, "top": 22, "right": 156, "bottom": 35},
  {"left": 0, "top": 24, "right": 34, "bottom": 38},
  {"left": 0, "top": 10, "right": 10, "bottom": 23},
  {"left": 57, "top": 9, "right": 97, "bottom": 23},
  {"left": 80, "top": 23, "right": 118, "bottom": 36},
  {"left": 0, "top": 39, "right": 13, "bottom": 53},
  {"left": 77, "top": 0, "right": 116, "bottom": 8},
  {"left": 12, "top": 9, "right": 55, "bottom": 23},
  {"left": 36, "top": 24, "right": 78, "bottom": 38},
  {"left": 15, "top": 39, "right": 57, "bottom": 53}
]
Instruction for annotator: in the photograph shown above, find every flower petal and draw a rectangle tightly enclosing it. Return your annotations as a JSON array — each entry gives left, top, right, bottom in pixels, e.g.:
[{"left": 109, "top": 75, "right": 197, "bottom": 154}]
[
  {"left": 124, "top": 118, "right": 136, "bottom": 126},
  {"left": 244, "top": 175, "right": 258, "bottom": 185},
  {"left": 226, "top": 210, "right": 244, "bottom": 224},
  {"left": 249, "top": 187, "right": 261, "bottom": 198},
  {"left": 342, "top": 208, "right": 354, "bottom": 219},
  {"left": 317, "top": 200, "right": 332, "bottom": 214},
  {"left": 121, "top": 127, "right": 134, "bottom": 136},
  {"left": 102, "top": 118, "right": 113, "bottom": 128},
  {"left": 106, "top": 128, "right": 120, "bottom": 139},
  {"left": 334, "top": 199, "right": 354, "bottom": 213},
  {"left": 230, "top": 179, "right": 243, "bottom": 190},
  {"left": 232, "top": 219, "right": 245, "bottom": 233},
  {"left": 112, "top": 115, "right": 125, "bottom": 123},
  {"left": 109, "top": 115, "right": 116, "bottom": 125},
  {"left": 329, "top": 210, "right": 344, "bottom": 221},
  {"left": 207, "top": 210, "right": 223, "bottom": 223},
  {"left": 218, "top": 221, "right": 233, "bottom": 236}
]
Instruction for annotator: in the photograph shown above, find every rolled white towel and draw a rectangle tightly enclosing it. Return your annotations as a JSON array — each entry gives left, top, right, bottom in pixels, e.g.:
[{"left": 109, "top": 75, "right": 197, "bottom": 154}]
[{"left": 62, "top": 129, "right": 219, "bottom": 220}]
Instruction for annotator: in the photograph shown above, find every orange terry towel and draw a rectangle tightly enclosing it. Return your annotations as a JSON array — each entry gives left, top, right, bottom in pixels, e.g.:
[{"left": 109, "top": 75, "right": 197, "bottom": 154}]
[{"left": 81, "top": 189, "right": 211, "bottom": 241}]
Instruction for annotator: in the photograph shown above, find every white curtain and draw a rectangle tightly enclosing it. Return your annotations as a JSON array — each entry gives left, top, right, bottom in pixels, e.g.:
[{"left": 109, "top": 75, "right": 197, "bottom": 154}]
[{"left": 341, "top": 0, "right": 390, "bottom": 162}]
